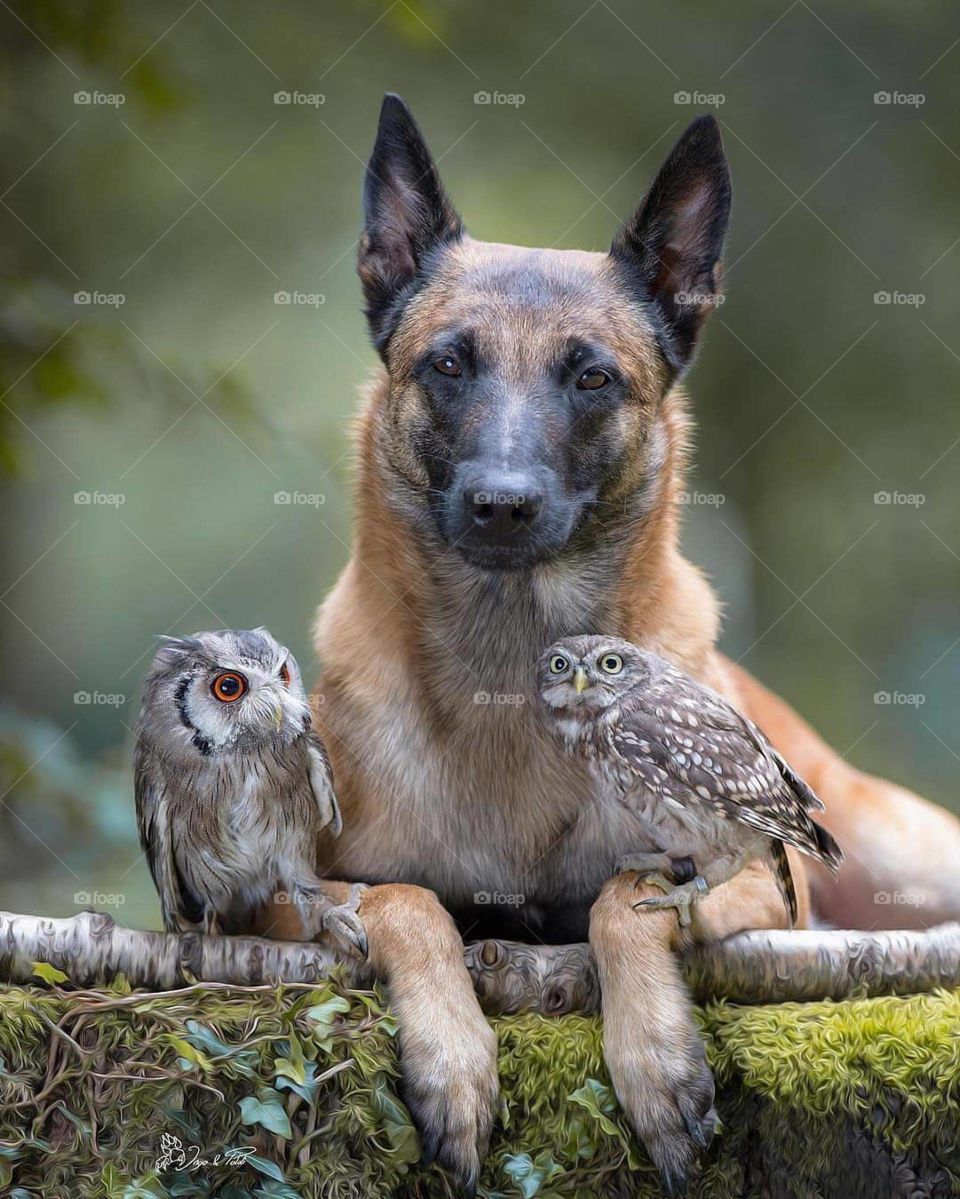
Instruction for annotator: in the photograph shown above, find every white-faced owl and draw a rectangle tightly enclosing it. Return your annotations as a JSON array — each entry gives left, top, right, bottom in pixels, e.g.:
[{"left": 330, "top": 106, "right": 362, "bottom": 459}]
[
  {"left": 134, "top": 628, "right": 365, "bottom": 954},
  {"left": 538, "top": 635, "right": 842, "bottom": 926}
]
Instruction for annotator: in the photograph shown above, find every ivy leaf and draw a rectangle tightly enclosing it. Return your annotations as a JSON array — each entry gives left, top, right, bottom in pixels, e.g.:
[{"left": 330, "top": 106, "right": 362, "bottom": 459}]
[
  {"left": 304, "top": 995, "right": 350, "bottom": 1027},
  {"left": 371, "top": 1085, "right": 420, "bottom": 1165},
  {"left": 275, "top": 1059, "right": 318, "bottom": 1102},
  {"left": 167, "top": 1036, "right": 213, "bottom": 1074},
  {"left": 244, "top": 1153, "right": 285, "bottom": 1182},
  {"left": 167, "top": 1179, "right": 211, "bottom": 1198},
  {"left": 273, "top": 1034, "right": 306, "bottom": 1086},
  {"left": 31, "top": 961, "right": 68, "bottom": 985},
  {"left": 502, "top": 1151, "right": 564, "bottom": 1198},
  {"left": 239, "top": 1088, "right": 292, "bottom": 1139},
  {"left": 254, "top": 1183, "right": 302, "bottom": 1199},
  {"left": 568, "top": 1078, "right": 641, "bottom": 1168},
  {"left": 183, "top": 1019, "right": 235, "bottom": 1057},
  {"left": 304, "top": 994, "right": 351, "bottom": 1051},
  {"left": 183, "top": 1020, "right": 258, "bottom": 1078},
  {"left": 568, "top": 1078, "right": 623, "bottom": 1140}
]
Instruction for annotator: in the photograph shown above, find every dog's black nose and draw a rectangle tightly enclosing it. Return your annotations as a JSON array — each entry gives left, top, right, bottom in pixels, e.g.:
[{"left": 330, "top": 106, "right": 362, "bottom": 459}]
[{"left": 464, "top": 482, "right": 543, "bottom": 538}]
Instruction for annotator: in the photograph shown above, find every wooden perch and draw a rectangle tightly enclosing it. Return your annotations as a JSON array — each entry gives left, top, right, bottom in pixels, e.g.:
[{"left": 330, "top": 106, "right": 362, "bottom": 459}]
[{"left": 2, "top": 910, "right": 960, "bottom": 1012}]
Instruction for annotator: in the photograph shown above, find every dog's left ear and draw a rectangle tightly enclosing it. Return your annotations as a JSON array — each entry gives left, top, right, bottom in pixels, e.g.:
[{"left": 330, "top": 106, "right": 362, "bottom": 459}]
[
  {"left": 358, "top": 94, "right": 463, "bottom": 353},
  {"left": 610, "top": 116, "right": 731, "bottom": 373}
]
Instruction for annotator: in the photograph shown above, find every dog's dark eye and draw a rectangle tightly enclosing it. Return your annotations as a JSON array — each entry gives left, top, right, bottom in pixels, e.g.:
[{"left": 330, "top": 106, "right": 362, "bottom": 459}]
[
  {"left": 577, "top": 368, "right": 610, "bottom": 391},
  {"left": 434, "top": 353, "right": 462, "bottom": 378}
]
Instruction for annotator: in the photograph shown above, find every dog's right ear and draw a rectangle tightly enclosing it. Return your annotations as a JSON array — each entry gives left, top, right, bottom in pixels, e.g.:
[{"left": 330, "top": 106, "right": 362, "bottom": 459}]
[{"left": 358, "top": 94, "right": 463, "bottom": 353}]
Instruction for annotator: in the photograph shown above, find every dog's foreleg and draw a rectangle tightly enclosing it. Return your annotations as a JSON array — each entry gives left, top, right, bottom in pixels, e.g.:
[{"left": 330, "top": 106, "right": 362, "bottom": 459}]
[{"left": 590, "top": 871, "right": 717, "bottom": 1197}]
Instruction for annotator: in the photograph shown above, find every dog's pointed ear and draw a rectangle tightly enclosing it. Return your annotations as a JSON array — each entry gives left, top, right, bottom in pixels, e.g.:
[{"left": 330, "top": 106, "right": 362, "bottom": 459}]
[
  {"left": 358, "top": 94, "right": 463, "bottom": 352},
  {"left": 610, "top": 116, "right": 731, "bottom": 373}
]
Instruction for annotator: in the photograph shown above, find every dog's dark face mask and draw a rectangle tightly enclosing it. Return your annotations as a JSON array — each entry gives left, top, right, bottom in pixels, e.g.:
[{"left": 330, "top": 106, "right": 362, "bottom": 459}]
[{"left": 357, "top": 95, "right": 731, "bottom": 571}]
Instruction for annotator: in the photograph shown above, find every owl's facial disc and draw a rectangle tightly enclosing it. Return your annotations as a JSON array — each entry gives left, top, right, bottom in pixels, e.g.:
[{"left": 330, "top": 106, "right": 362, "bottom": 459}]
[
  {"left": 181, "top": 662, "right": 310, "bottom": 752},
  {"left": 538, "top": 655, "right": 621, "bottom": 716}
]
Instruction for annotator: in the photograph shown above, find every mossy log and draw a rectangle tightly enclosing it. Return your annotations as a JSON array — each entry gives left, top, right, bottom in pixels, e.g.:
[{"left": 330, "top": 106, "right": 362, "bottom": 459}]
[
  {"left": 2, "top": 973, "right": 960, "bottom": 1197},
  {"left": 2, "top": 910, "right": 960, "bottom": 1011}
]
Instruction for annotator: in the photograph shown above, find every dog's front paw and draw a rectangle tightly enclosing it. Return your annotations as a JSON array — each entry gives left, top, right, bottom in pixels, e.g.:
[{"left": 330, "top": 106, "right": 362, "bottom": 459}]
[
  {"left": 608, "top": 1026, "right": 716, "bottom": 1197},
  {"left": 399, "top": 999, "right": 499, "bottom": 1194}
]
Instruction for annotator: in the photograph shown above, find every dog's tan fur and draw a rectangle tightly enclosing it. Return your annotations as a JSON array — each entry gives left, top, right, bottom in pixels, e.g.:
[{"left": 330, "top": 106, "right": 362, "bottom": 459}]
[{"left": 260, "top": 105, "right": 960, "bottom": 1190}]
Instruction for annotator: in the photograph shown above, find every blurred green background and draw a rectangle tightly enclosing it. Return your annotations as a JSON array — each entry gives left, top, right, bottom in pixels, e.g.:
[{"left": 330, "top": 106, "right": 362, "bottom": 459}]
[{"left": 1, "top": 0, "right": 957, "bottom": 927}]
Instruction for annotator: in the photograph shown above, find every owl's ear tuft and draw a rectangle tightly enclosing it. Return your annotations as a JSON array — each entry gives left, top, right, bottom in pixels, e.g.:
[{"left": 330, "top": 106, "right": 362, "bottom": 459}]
[
  {"left": 155, "top": 635, "right": 203, "bottom": 655},
  {"left": 610, "top": 115, "right": 731, "bottom": 375},
  {"left": 358, "top": 94, "right": 464, "bottom": 355}
]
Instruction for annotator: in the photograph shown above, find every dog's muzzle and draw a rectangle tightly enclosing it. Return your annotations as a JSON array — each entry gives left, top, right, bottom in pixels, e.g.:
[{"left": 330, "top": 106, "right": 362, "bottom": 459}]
[{"left": 441, "top": 464, "right": 577, "bottom": 568}]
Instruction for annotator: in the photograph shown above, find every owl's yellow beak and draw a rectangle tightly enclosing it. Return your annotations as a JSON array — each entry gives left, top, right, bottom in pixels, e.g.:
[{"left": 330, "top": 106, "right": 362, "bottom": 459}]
[
  {"left": 573, "top": 666, "right": 590, "bottom": 694},
  {"left": 272, "top": 702, "right": 283, "bottom": 730}
]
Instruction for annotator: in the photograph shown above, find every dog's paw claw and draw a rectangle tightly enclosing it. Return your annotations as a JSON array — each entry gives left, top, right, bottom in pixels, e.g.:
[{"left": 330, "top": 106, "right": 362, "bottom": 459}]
[{"left": 401, "top": 1015, "right": 498, "bottom": 1195}]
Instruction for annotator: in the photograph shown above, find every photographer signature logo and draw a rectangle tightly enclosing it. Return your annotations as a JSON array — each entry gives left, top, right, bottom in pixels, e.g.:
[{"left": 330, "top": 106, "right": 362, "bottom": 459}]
[{"left": 155, "top": 1132, "right": 256, "bottom": 1173}]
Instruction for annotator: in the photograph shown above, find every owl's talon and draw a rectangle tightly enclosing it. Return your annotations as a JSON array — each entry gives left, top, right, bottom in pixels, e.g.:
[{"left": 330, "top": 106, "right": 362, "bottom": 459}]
[
  {"left": 634, "top": 870, "right": 675, "bottom": 895},
  {"left": 321, "top": 900, "right": 368, "bottom": 959},
  {"left": 632, "top": 876, "right": 709, "bottom": 927},
  {"left": 615, "top": 851, "right": 672, "bottom": 878},
  {"left": 322, "top": 906, "right": 368, "bottom": 958}
]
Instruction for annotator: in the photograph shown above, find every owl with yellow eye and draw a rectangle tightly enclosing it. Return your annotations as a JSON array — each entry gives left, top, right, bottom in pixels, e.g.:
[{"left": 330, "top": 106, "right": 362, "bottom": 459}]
[
  {"left": 538, "top": 635, "right": 842, "bottom": 927},
  {"left": 134, "top": 627, "right": 365, "bottom": 955}
]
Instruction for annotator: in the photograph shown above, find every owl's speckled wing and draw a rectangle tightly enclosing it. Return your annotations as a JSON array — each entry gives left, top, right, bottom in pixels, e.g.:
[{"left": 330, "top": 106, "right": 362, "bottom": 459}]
[
  {"left": 609, "top": 666, "right": 842, "bottom": 869},
  {"left": 133, "top": 744, "right": 204, "bottom": 930},
  {"left": 306, "top": 732, "right": 342, "bottom": 837}
]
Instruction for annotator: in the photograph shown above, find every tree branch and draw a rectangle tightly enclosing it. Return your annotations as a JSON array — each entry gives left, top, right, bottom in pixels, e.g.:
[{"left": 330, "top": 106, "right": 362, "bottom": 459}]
[{"left": 1, "top": 910, "right": 959, "bottom": 1013}]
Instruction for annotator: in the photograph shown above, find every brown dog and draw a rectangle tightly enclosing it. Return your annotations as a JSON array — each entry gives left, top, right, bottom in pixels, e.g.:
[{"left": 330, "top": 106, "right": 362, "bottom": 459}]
[{"left": 271, "top": 96, "right": 960, "bottom": 1193}]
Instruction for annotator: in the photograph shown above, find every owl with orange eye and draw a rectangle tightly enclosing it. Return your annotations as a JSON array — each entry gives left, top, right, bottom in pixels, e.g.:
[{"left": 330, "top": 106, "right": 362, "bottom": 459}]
[{"left": 134, "top": 628, "right": 365, "bottom": 955}]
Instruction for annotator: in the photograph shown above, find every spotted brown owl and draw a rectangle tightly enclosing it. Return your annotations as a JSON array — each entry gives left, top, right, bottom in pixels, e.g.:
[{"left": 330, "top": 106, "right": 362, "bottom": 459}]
[
  {"left": 538, "top": 635, "right": 842, "bottom": 926},
  {"left": 134, "top": 628, "right": 365, "bottom": 955}
]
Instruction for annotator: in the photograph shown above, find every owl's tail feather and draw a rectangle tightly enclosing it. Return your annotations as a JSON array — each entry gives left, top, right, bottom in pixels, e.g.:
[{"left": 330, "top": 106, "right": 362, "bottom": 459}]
[
  {"left": 811, "top": 819, "right": 844, "bottom": 874},
  {"left": 769, "top": 839, "right": 798, "bottom": 929}
]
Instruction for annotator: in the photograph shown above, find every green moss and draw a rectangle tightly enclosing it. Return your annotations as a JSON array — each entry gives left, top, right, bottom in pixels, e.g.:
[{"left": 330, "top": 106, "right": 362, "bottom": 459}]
[{"left": 1, "top": 981, "right": 958, "bottom": 1198}]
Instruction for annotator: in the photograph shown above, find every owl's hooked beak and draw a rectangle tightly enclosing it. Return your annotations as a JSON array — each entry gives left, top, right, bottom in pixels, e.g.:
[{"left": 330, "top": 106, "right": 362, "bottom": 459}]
[
  {"left": 573, "top": 665, "right": 590, "bottom": 694},
  {"left": 272, "top": 701, "right": 283, "bottom": 730}
]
